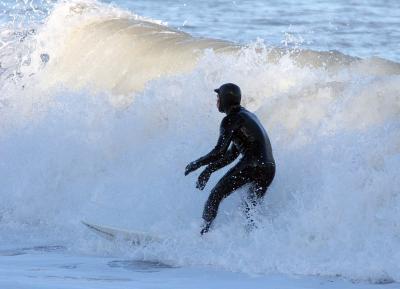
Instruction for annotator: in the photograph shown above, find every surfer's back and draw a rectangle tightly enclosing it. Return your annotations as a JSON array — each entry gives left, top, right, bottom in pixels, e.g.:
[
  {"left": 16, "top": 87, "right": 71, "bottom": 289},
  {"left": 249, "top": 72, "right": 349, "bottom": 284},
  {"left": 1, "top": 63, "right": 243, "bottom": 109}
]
[{"left": 230, "top": 107, "right": 275, "bottom": 166}]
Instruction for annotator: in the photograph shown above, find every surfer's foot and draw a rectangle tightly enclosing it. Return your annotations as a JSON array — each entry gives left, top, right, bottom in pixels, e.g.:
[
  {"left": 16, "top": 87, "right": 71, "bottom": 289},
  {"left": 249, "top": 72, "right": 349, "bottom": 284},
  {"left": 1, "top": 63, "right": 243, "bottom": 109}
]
[{"left": 200, "top": 222, "right": 211, "bottom": 235}]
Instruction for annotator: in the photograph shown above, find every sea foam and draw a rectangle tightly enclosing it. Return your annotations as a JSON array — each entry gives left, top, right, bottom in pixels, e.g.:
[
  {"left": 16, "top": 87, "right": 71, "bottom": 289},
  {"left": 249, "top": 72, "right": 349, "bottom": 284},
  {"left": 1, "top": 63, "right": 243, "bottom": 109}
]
[{"left": 0, "top": 0, "right": 399, "bottom": 283}]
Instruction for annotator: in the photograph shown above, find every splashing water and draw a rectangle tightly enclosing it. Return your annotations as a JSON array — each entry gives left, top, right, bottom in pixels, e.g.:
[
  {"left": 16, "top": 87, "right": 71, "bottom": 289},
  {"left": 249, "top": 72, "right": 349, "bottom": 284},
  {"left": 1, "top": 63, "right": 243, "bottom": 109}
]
[{"left": 0, "top": 0, "right": 399, "bottom": 283}]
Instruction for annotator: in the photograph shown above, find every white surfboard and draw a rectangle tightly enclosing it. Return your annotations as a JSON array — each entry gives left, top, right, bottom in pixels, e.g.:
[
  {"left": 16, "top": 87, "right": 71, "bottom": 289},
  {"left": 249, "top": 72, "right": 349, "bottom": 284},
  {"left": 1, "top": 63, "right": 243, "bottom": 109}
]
[{"left": 82, "top": 221, "right": 163, "bottom": 246}]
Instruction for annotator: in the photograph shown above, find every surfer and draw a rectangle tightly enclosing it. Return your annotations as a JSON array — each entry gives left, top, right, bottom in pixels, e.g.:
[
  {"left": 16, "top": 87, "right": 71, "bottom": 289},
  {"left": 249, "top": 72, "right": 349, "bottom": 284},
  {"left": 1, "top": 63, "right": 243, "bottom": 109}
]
[{"left": 185, "top": 83, "right": 275, "bottom": 234}]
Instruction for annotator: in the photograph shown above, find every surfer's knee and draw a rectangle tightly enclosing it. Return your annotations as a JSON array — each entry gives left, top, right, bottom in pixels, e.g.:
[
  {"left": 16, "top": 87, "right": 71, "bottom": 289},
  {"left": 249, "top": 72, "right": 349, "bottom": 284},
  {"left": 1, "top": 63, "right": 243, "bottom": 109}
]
[
  {"left": 209, "top": 187, "right": 226, "bottom": 206},
  {"left": 205, "top": 191, "right": 222, "bottom": 209}
]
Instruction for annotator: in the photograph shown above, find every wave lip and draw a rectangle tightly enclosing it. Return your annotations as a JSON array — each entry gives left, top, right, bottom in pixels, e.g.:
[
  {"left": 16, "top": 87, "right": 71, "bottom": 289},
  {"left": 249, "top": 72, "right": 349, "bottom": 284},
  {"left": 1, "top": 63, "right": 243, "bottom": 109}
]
[
  {"left": 22, "top": 0, "right": 234, "bottom": 96},
  {"left": 4, "top": 0, "right": 400, "bottom": 97}
]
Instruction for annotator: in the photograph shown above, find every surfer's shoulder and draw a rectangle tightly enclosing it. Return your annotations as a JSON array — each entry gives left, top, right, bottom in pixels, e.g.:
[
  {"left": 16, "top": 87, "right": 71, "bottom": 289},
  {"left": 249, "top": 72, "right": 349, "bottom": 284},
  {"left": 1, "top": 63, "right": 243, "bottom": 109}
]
[{"left": 221, "top": 112, "right": 241, "bottom": 131}]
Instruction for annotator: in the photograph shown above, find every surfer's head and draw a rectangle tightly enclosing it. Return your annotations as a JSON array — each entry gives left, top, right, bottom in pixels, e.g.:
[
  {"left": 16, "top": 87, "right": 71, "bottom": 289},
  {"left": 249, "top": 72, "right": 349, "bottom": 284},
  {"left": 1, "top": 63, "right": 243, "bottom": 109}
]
[{"left": 214, "top": 83, "right": 241, "bottom": 113}]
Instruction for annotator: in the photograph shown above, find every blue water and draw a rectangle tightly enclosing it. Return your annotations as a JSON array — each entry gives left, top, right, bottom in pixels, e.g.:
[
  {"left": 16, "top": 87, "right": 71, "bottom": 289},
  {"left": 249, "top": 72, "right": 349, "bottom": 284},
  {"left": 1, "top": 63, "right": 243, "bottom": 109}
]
[
  {"left": 1, "top": 0, "right": 400, "bottom": 61},
  {"left": 103, "top": 0, "right": 400, "bottom": 61}
]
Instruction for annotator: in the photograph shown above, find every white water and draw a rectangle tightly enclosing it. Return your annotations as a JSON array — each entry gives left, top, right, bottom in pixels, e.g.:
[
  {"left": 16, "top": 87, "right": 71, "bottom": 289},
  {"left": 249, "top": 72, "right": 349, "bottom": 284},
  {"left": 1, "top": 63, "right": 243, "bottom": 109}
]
[{"left": 0, "top": 0, "right": 399, "bottom": 285}]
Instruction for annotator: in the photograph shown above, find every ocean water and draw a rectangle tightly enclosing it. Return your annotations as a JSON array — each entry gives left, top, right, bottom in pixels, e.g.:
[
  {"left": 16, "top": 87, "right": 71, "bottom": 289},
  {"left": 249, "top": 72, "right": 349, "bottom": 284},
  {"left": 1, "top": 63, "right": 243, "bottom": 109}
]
[
  {"left": 105, "top": 0, "right": 400, "bottom": 62},
  {"left": 0, "top": 0, "right": 399, "bottom": 288}
]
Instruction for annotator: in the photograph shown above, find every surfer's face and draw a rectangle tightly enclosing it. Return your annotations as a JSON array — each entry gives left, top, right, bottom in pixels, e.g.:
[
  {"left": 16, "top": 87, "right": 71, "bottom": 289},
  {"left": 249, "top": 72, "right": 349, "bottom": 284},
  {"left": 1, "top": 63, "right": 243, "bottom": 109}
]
[{"left": 216, "top": 95, "right": 223, "bottom": 112}]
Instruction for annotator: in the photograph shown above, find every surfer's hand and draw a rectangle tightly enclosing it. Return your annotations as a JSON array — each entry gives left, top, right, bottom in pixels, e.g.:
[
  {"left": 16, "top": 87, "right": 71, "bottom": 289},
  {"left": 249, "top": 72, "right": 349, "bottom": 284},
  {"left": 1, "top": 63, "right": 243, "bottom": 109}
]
[
  {"left": 185, "top": 161, "right": 200, "bottom": 175},
  {"left": 196, "top": 168, "right": 211, "bottom": 190}
]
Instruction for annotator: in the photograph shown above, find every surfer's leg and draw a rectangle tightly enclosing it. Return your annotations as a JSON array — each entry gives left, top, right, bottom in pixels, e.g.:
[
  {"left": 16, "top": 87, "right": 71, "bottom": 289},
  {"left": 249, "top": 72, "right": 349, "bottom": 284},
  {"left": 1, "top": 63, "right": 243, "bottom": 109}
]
[
  {"left": 201, "top": 164, "right": 252, "bottom": 234},
  {"left": 243, "top": 165, "right": 276, "bottom": 231},
  {"left": 242, "top": 181, "right": 267, "bottom": 231},
  {"left": 251, "top": 164, "right": 275, "bottom": 201}
]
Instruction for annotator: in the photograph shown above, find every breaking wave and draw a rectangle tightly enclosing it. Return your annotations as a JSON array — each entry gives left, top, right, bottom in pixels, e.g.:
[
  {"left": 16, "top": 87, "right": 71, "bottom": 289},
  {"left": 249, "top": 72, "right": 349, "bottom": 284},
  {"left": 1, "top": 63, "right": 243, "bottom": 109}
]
[{"left": 0, "top": 0, "right": 399, "bottom": 284}]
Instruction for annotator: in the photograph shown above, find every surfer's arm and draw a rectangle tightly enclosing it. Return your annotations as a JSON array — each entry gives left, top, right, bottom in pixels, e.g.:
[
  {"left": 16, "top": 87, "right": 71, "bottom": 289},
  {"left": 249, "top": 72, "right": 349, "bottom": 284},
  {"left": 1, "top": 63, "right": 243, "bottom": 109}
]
[
  {"left": 194, "top": 124, "right": 233, "bottom": 166},
  {"left": 206, "top": 144, "right": 239, "bottom": 173},
  {"left": 185, "top": 116, "right": 235, "bottom": 175},
  {"left": 196, "top": 145, "right": 239, "bottom": 190}
]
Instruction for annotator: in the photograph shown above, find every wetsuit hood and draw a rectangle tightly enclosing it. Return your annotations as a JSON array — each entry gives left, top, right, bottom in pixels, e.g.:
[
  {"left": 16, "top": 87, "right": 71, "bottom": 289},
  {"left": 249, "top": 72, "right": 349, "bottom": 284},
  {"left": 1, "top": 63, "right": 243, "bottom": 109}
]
[{"left": 214, "top": 83, "right": 241, "bottom": 113}]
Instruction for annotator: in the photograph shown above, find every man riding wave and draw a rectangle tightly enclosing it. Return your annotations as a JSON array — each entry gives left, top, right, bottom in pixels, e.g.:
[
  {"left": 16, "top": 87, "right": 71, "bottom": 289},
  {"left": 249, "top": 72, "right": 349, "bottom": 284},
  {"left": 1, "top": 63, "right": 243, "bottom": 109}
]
[{"left": 185, "top": 83, "right": 275, "bottom": 234}]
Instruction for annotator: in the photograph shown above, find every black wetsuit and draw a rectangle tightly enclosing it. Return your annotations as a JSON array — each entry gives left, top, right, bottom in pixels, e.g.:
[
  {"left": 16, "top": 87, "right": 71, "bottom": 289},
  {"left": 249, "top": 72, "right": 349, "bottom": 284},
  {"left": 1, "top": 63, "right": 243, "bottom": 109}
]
[{"left": 186, "top": 105, "right": 275, "bottom": 233}]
